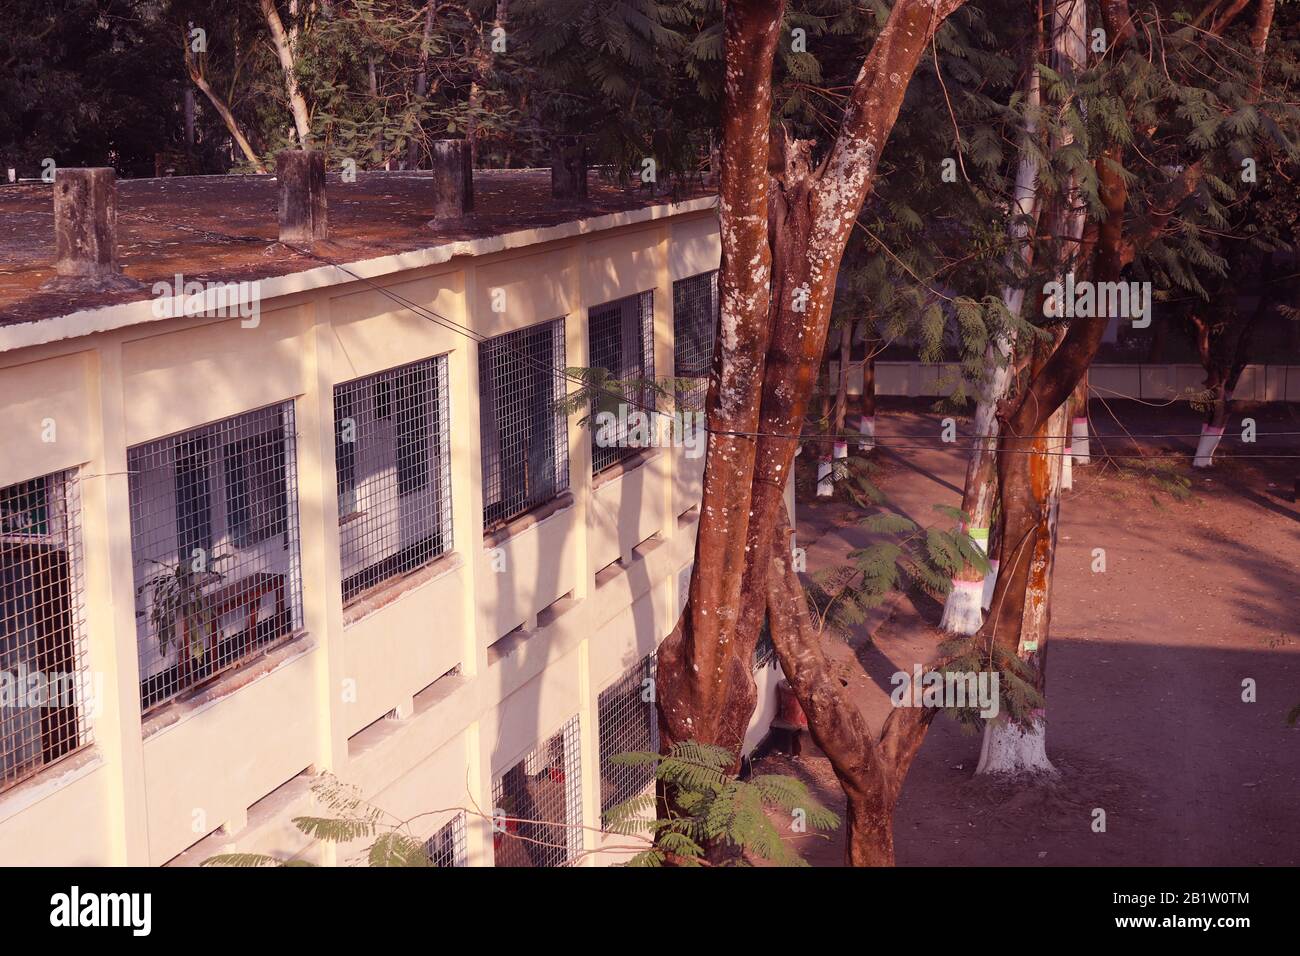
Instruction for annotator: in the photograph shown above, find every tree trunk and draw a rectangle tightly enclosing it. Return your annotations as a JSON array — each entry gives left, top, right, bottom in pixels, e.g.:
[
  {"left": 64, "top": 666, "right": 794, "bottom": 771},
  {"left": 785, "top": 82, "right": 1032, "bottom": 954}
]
[
  {"left": 941, "top": 25, "right": 1044, "bottom": 636},
  {"left": 859, "top": 335, "right": 877, "bottom": 452},
  {"left": 258, "top": 0, "right": 312, "bottom": 145},
  {"left": 765, "top": 510, "right": 934, "bottom": 865},
  {"left": 659, "top": 0, "right": 967, "bottom": 764},
  {"left": 183, "top": 38, "right": 267, "bottom": 173},
  {"left": 656, "top": 0, "right": 969, "bottom": 859},
  {"left": 407, "top": 0, "right": 437, "bottom": 169},
  {"left": 656, "top": 0, "right": 787, "bottom": 764}
]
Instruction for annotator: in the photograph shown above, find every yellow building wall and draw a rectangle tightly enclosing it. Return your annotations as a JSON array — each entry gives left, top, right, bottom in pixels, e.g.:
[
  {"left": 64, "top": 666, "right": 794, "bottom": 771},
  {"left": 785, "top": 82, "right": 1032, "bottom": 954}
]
[{"left": 0, "top": 205, "right": 721, "bottom": 867}]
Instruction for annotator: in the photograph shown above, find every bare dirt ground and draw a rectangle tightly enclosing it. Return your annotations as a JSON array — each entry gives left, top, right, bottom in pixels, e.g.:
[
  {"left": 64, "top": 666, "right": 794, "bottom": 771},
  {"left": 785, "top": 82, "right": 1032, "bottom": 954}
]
[{"left": 757, "top": 396, "right": 1300, "bottom": 866}]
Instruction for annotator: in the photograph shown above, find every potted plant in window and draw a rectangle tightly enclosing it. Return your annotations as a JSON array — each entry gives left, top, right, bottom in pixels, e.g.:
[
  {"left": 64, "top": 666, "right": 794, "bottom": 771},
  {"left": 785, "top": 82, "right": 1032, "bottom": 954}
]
[{"left": 138, "top": 553, "right": 230, "bottom": 687}]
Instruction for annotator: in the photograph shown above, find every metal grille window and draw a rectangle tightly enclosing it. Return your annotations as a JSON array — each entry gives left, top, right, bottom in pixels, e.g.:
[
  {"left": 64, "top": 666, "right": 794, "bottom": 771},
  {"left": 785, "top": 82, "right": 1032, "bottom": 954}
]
[
  {"left": 492, "top": 715, "right": 582, "bottom": 867},
  {"left": 128, "top": 403, "right": 304, "bottom": 712},
  {"left": 1, "top": 472, "right": 90, "bottom": 793},
  {"left": 479, "top": 319, "right": 569, "bottom": 532},
  {"left": 672, "top": 271, "right": 718, "bottom": 413},
  {"left": 589, "top": 290, "right": 655, "bottom": 474},
  {"left": 334, "top": 356, "right": 452, "bottom": 604},
  {"left": 425, "top": 811, "right": 467, "bottom": 867},
  {"left": 597, "top": 654, "right": 659, "bottom": 824}
]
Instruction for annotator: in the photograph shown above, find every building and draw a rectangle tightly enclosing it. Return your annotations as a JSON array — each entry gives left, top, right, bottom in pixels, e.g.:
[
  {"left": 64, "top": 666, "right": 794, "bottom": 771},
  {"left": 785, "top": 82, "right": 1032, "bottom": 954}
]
[{"left": 0, "top": 169, "right": 777, "bottom": 866}]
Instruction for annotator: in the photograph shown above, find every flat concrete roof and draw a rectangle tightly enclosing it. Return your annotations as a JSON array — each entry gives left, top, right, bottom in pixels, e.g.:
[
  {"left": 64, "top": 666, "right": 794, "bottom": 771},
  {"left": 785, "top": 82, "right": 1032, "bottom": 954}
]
[{"left": 0, "top": 169, "right": 716, "bottom": 352}]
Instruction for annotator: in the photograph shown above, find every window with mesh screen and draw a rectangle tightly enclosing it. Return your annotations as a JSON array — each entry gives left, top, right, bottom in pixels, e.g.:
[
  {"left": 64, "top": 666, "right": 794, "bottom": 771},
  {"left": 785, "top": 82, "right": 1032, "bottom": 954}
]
[
  {"left": 479, "top": 318, "right": 569, "bottom": 532},
  {"left": 1, "top": 471, "right": 90, "bottom": 793},
  {"left": 492, "top": 715, "right": 582, "bottom": 867},
  {"left": 672, "top": 270, "right": 718, "bottom": 414},
  {"left": 334, "top": 355, "right": 452, "bottom": 604},
  {"left": 589, "top": 290, "right": 655, "bottom": 474},
  {"left": 597, "top": 654, "right": 660, "bottom": 824},
  {"left": 425, "top": 811, "right": 467, "bottom": 867},
  {"left": 128, "top": 402, "right": 304, "bottom": 712}
]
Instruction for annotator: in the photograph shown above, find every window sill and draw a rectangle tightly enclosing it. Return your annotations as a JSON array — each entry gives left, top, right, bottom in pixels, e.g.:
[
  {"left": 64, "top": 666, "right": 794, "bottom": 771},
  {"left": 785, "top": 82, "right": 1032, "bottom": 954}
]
[
  {"left": 342, "top": 551, "right": 464, "bottom": 628},
  {"left": 592, "top": 448, "right": 660, "bottom": 489},
  {"left": 483, "top": 492, "right": 575, "bottom": 548},
  {"left": 0, "top": 745, "right": 102, "bottom": 826},
  {"left": 141, "top": 630, "right": 315, "bottom": 740}
]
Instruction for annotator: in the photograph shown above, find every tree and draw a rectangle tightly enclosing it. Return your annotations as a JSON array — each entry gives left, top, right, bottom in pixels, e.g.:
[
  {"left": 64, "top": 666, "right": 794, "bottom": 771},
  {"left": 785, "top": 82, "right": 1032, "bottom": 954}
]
[{"left": 655, "top": 0, "right": 971, "bottom": 866}]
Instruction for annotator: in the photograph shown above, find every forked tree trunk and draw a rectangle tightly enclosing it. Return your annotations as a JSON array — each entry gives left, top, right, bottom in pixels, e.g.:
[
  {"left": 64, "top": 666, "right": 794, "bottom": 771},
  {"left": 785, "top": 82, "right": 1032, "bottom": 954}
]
[
  {"left": 974, "top": 142, "right": 1127, "bottom": 780},
  {"left": 658, "top": 0, "right": 968, "bottom": 758},
  {"left": 657, "top": 0, "right": 969, "bottom": 790}
]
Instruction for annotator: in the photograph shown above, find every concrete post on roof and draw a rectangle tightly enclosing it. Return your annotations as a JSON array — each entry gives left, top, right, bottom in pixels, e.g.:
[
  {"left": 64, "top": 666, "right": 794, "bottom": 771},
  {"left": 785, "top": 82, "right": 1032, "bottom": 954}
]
[
  {"left": 429, "top": 139, "right": 473, "bottom": 221},
  {"left": 41, "top": 167, "right": 144, "bottom": 292},
  {"left": 551, "top": 135, "right": 588, "bottom": 201},
  {"left": 276, "top": 149, "right": 328, "bottom": 245}
]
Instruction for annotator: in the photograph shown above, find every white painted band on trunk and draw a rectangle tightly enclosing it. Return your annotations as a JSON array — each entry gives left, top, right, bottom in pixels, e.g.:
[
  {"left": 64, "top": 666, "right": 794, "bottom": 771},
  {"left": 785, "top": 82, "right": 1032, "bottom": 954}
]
[
  {"left": 833, "top": 441, "right": 848, "bottom": 460},
  {"left": 858, "top": 415, "right": 876, "bottom": 450},
  {"left": 1071, "top": 417, "right": 1090, "bottom": 464},
  {"left": 1062, "top": 450, "right": 1073, "bottom": 489},
  {"left": 1192, "top": 424, "right": 1224, "bottom": 468},
  {"left": 817, "top": 457, "right": 833, "bottom": 496},
  {"left": 981, "top": 558, "right": 999, "bottom": 610},
  {"left": 976, "top": 714, "right": 1055, "bottom": 775},
  {"left": 940, "top": 579, "right": 985, "bottom": 635}
]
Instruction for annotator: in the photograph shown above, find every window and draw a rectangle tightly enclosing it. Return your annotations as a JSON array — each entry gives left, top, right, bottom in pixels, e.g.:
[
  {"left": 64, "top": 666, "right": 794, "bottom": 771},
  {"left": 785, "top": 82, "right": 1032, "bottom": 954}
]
[
  {"left": 672, "top": 271, "right": 718, "bottom": 413},
  {"left": 333, "top": 356, "right": 452, "bottom": 604},
  {"left": 128, "top": 403, "right": 304, "bottom": 711},
  {"left": 479, "top": 319, "right": 569, "bottom": 532},
  {"left": 597, "top": 655, "right": 659, "bottom": 824},
  {"left": 223, "top": 431, "right": 288, "bottom": 548},
  {"left": 1, "top": 471, "right": 90, "bottom": 793},
  {"left": 425, "top": 811, "right": 468, "bottom": 867},
  {"left": 588, "top": 290, "right": 655, "bottom": 474},
  {"left": 492, "top": 715, "right": 582, "bottom": 867}
]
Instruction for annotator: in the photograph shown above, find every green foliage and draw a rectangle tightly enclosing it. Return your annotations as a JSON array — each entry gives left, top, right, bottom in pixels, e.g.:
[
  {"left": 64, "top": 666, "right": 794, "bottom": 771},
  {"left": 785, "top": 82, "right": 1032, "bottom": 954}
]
[
  {"left": 606, "top": 742, "right": 838, "bottom": 866},
  {"left": 202, "top": 778, "right": 436, "bottom": 868},
  {"left": 937, "top": 635, "right": 1043, "bottom": 728},
  {"left": 803, "top": 459, "right": 989, "bottom": 643},
  {"left": 138, "top": 552, "right": 232, "bottom": 662}
]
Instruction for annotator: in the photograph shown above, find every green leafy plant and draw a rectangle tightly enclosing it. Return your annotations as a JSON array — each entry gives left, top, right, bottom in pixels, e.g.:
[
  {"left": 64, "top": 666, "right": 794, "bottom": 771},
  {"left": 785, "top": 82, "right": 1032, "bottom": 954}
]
[
  {"left": 138, "top": 552, "right": 231, "bottom": 663},
  {"left": 603, "top": 741, "right": 838, "bottom": 867},
  {"left": 203, "top": 777, "right": 436, "bottom": 868},
  {"left": 804, "top": 457, "right": 991, "bottom": 641}
]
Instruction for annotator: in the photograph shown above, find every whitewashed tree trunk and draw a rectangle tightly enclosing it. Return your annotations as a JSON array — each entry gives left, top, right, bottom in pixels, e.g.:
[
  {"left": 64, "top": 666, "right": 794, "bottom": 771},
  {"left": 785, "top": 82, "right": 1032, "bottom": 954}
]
[
  {"left": 976, "top": 713, "right": 1056, "bottom": 774},
  {"left": 1071, "top": 415, "right": 1091, "bottom": 463},
  {"left": 941, "top": 63, "right": 1042, "bottom": 635}
]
